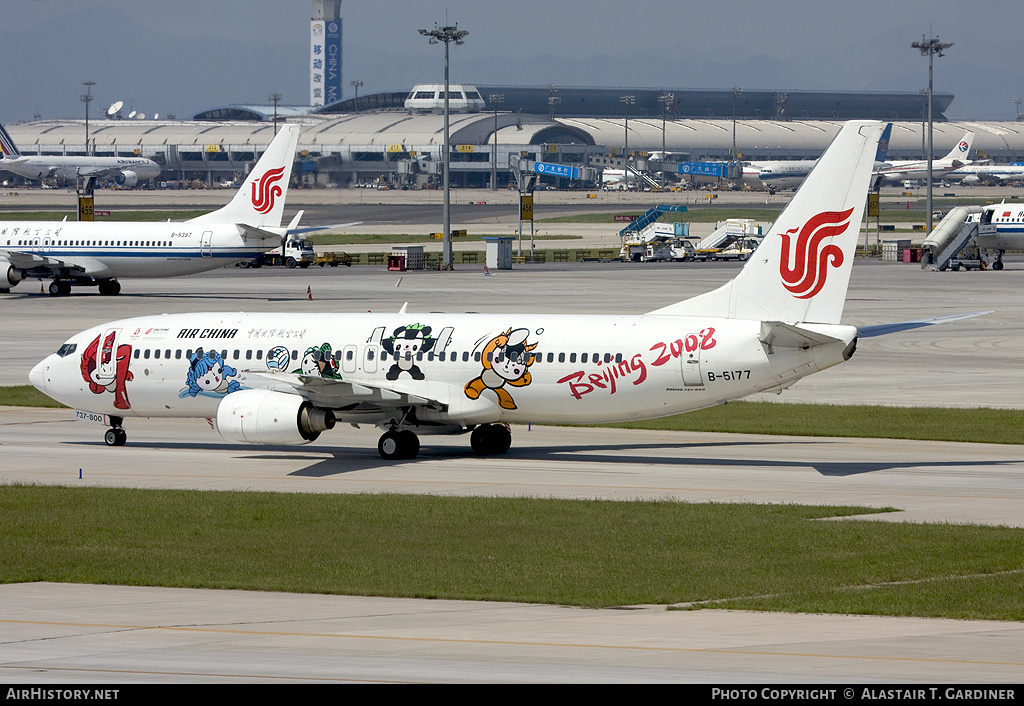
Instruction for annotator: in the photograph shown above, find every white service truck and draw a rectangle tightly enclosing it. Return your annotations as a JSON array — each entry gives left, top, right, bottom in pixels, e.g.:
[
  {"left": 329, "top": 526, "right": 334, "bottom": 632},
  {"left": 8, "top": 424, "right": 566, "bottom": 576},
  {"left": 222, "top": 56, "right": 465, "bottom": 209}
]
[{"left": 240, "top": 238, "right": 315, "bottom": 269}]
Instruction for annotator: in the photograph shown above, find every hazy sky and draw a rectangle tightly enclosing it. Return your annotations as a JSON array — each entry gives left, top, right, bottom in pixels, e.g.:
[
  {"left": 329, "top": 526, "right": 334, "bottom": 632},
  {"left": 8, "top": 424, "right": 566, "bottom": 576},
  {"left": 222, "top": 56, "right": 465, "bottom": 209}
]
[
  {"left": 9, "top": 0, "right": 1011, "bottom": 55},
  {"left": 4, "top": 0, "right": 1021, "bottom": 122}
]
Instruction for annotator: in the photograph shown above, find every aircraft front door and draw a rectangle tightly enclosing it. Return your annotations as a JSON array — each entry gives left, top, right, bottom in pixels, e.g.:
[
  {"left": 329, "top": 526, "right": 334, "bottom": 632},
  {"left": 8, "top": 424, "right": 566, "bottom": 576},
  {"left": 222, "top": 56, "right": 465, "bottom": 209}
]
[{"left": 97, "top": 328, "right": 122, "bottom": 382}]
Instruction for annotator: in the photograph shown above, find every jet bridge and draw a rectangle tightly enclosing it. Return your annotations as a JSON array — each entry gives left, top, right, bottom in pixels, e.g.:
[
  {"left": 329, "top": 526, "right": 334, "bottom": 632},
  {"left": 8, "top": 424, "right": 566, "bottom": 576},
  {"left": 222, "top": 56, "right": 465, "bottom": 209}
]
[{"left": 921, "top": 205, "right": 983, "bottom": 271}]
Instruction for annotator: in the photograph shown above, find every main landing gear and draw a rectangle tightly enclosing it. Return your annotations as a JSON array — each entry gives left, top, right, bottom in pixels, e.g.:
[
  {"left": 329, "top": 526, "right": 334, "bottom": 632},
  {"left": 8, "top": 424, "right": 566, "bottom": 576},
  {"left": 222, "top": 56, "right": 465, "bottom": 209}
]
[
  {"left": 470, "top": 423, "right": 512, "bottom": 456},
  {"left": 375, "top": 423, "right": 514, "bottom": 460},
  {"left": 46, "top": 278, "right": 120, "bottom": 297},
  {"left": 378, "top": 429, "right": 420, "bottom": 460},
  {"left": 103, "top": 417, "right": 127, "bottom": 447}
]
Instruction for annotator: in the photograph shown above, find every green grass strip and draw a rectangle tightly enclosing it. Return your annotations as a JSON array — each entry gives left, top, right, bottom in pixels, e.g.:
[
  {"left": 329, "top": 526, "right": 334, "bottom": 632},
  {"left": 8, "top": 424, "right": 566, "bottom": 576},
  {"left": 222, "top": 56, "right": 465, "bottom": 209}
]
[
  {"left": 3, "top": 485, "right": 1024, "bottom": 617},
  {"left": 3, "top": 387, "right": 1023, "bottom": 445},
  {"left": 595, "top": 401, "right": 1024, "bottom": 445}
]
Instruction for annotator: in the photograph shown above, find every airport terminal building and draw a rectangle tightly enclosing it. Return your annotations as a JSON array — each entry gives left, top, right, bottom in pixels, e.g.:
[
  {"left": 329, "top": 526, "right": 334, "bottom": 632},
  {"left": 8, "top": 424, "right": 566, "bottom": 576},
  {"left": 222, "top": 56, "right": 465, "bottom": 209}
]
[{"left": 4, "top": 85, "right": 1024, "bottom": 189}]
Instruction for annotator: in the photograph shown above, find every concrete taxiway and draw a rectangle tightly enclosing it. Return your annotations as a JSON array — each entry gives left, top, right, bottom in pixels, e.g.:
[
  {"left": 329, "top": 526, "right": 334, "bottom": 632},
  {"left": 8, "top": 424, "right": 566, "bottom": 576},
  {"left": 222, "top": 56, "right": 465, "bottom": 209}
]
[{"left": 2, "top": 206, "right": 1024, "bottom": 682}]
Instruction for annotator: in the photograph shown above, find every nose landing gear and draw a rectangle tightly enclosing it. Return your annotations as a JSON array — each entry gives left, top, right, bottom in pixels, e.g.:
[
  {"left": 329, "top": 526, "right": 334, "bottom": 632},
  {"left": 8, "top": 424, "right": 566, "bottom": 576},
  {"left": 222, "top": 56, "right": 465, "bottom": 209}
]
[{"left": 103, "top": 416, "right": 127, "bottom": 446}]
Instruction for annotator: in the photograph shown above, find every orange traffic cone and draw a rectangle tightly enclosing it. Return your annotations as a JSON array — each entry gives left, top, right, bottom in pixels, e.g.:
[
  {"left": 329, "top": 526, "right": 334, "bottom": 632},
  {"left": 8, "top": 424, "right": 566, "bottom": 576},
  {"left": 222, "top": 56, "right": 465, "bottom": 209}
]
[{"left": 307, "top": 285, "right": 312, "bottom": 300}]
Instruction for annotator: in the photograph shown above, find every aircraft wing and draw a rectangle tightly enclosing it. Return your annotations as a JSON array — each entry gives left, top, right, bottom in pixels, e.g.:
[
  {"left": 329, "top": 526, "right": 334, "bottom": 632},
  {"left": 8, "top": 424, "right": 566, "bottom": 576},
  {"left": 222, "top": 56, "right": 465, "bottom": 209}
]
[
  {"left": 240, "top": 369, "right": 442, "bottom": 412},
  {"left": 857, "top": 311, "right": 993, "bottom": 338},
  {"left": 0, "top": 249, "right": 87, "bottom": 275}
]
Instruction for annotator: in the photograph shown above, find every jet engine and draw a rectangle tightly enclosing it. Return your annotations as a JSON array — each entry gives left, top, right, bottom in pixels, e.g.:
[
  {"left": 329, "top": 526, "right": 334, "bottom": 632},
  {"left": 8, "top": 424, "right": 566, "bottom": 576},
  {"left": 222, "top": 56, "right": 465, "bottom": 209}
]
[
  {"left": 4, "top": 264, "right": 25, "bottom": 289},
  {"left": 115, "top": 170, "right": 138, "bottom": 187},
  {"left": 215, "top": 389, "right": 336, "bottom": 445}
]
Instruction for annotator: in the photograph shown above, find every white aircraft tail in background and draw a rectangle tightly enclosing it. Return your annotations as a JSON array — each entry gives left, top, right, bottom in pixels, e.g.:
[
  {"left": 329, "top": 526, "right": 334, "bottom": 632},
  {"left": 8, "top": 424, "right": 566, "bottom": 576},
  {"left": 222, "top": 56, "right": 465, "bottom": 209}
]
[
  {"left": 189, "top": 126, "right": 299, "bottom": 230},
  {"left": 875, "top": 131, "right": 974, "bottom": 183}
]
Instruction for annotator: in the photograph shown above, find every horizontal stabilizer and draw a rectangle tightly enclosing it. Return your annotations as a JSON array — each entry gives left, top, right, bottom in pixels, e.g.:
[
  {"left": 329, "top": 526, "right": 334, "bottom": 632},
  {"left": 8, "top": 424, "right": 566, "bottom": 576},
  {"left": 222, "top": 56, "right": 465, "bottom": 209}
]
[
  {"left": 858, "top": 311, "right": 993, "bottom": 338},
  {"left": 759, "top": 321, "right": 841, "bottom": 349},
  {"left": 290, "top": 221, "right": 363, "bottom": 235},
  {"left": 236, "top": 224, "right": 287, "bottom": 242}
]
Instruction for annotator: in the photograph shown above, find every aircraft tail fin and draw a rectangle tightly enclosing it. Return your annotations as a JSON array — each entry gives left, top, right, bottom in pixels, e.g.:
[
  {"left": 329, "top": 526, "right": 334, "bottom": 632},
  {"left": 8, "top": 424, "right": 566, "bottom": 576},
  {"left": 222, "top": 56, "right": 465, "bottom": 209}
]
[
  {"left": 0, "top": 122, "right": 21, "bottom": 159},
  {"left": 649, "top": 120, "right": 885, "bottom": 325},
  {"left": 188, "top": 124, "right": 299, "bottom": 228},
  {"left": 874, "top": 123, "right": 892, "bottom": 163},
  {"left": 943, "top": 132, "right": 974, "bottom": 162}
]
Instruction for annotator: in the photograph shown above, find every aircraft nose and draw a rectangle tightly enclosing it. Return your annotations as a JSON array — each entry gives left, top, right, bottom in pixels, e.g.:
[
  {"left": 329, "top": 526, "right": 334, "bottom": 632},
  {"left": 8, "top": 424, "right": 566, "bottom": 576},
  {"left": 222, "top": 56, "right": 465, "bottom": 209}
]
[{"left": 29, "top": 359, "right": 48, "bottom": 393}]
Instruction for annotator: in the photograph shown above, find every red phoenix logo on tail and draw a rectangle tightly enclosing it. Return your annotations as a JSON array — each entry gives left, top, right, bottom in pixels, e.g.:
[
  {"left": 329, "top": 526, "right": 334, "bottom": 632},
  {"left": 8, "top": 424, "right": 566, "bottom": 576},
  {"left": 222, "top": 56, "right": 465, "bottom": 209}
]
[
  {"left": 251, "top": 166, "right": 285, "bottom": 214},
  {"left": 779, "top": 208, "right": 854, "bottom": 299}
]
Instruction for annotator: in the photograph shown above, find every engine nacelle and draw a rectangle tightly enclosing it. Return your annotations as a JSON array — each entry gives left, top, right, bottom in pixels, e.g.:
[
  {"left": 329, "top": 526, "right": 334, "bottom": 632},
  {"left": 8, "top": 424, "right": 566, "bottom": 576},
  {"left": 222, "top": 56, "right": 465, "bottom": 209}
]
[
  {"left": 5, "top": 265, "right": 25, "bottom": 288},
  {"left": 115, "top": 170, "right": 138, "bottom": 187},
  {"left": 215, "top": 389, "right": 335, "bottom": 445}
]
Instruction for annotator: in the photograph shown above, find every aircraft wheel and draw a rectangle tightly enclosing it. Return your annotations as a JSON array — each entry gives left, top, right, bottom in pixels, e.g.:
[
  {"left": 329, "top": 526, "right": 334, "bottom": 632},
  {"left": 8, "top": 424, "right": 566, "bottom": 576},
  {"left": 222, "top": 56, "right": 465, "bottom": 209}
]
[
  {"left": 104, "top": 427, "right": 127, "bottom": 447},
  {"left": 48, "top": 281, "right": 63, "bottom": 297},
  {"left": 471, "top": 424, "right": 512, "bottom": 455},
  {"left": 378, "top": 429, "right": 419, "bottom": 460},
  {"left": 98, "top": 279, "right": 120, "bottom": 296},
  {"left": 994, "top": 261, "right": 1004, "bottom": 271}
]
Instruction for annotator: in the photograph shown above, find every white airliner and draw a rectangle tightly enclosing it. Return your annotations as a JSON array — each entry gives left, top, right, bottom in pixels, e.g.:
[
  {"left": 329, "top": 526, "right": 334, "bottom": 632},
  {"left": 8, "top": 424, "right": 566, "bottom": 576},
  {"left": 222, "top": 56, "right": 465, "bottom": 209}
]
[
  {"left": 874, "top": 131, "right": 974, "bottom": 184},
  {"left": 29, "top": 121, "right": 978, "bottom": 459},
  {"left": 743, "top": 123, "right": 893, "bottom": 191},
  {"left": 944, "top": 163, "right": 1024, "bottom": 185},
  {"left": 974, "top": 202, "right": 1024, "bottom": 269},
  {"left": 1, "top": 124, "right": 301, "bottom": 297},
  {"left": 0, "top": 122, "right": 161, "bottom": 187}
]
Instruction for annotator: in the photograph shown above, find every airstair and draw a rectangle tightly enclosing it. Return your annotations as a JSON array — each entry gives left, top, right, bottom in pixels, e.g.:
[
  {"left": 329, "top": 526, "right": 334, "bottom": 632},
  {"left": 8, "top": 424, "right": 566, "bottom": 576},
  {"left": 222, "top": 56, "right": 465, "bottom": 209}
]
[
  {"left": 618, "top": 205, "right": 688, "bottom": 239},
  {"left": 697, "top": 219, "right": 771, "bottom": 251},
  {"left": 625, "top": 164, "right": 664, "bottom": 191},
  {"left": 921, "top": 205, "right": 982, "bottom": 271}
]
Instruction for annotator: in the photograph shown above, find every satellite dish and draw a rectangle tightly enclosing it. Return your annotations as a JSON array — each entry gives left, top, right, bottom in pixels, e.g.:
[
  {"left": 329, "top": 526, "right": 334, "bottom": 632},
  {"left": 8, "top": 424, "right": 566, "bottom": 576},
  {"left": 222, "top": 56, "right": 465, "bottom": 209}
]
[
  {"left": 107, "top": 100, "right": 123, "bottom": 118},
  {"left": 136, "top": 112, "right": 146, "bottom": 120},
  {"left": 128, "top": 110, "right": 137, "bottom": 119},
  {"left": 153, "top": 113, "right": 159, "bottom": 120}
]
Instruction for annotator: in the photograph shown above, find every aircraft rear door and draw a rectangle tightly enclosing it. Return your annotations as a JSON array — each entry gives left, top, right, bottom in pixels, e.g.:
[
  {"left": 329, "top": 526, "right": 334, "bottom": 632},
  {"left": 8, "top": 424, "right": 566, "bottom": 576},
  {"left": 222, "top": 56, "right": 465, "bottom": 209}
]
[
  {"left": 200, "top": 230, "right": 214, "bottom": 258},
  {"left": 681, "top": 332, "right": 705, "bottom": 387}
]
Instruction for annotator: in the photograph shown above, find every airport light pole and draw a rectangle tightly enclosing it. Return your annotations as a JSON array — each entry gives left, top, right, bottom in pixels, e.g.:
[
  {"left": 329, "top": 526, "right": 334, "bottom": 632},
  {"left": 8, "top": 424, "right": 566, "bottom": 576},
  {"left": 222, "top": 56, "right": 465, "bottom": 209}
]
[
  {"left": 419, "top": 22, "right": 468, "bottom": 270},
  {"left": 80, "top": 81, "right": 95, "bottom": 156},
  {"left": 1014, "top": 97, "right": 1022, "bottom": 122},
  {"left": 350, "top": 80, "right": 363, "bottom": 100},
  {"left": 620, "top": 95, "right": 635, "bottom": 183},
  {"left": 912, "top": 34, "right": 953, "bottom": 236},
  {"left": 489, "top": 93, "right": 504, "bottom": 190},
  {"left": 659, "top": 92, "right": 674, "bottom": 187},
  {"left": 731, "top": 86, "right": 742, "bottom": 161},
  {"left": 268, "top": 93, "right": 282, "bottom": 135}
]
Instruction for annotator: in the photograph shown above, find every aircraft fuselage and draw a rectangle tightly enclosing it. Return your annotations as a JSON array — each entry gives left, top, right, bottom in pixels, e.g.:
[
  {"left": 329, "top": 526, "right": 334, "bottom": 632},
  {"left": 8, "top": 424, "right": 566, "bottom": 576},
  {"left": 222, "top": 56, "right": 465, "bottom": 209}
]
[{"left": 31, "top": 311, "right": 857, "bottom": 430}]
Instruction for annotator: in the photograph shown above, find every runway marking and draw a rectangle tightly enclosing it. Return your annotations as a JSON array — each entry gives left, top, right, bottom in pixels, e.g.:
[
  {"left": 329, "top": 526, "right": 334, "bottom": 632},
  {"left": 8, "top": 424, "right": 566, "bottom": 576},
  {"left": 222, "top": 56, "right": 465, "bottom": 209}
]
[{"left": 2, "top": 618, "right": 1022, "bottom": 668}]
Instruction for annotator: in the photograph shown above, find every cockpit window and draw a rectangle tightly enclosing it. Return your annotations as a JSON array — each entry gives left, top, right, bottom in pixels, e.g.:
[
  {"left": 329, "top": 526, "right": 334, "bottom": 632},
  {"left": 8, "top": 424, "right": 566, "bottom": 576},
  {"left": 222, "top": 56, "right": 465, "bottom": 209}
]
[{"left": 56, "top": 343, "right": 77, "bottom": 357}]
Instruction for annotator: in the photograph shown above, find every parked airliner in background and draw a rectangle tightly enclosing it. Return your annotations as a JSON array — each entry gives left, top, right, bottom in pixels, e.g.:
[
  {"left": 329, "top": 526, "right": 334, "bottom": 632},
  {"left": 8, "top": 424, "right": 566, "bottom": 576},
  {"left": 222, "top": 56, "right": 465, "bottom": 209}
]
[
  {"left": 0, "top": 122, "right": 160, "bottom": 187},
  {"left": 1, "top": 124, "right": 302, "bottom": 297},
  {"left": 874, "top": 131, "right": 974, "bottom": 184},
  {"left": 944, "top": 163, "right": 1024, "bottom": 185},
  {"left": 742, "top": 124, "right": 892, "bottom": 191},
  {"left": 30, "top": 121, "right": 982, "bottom": 460}
]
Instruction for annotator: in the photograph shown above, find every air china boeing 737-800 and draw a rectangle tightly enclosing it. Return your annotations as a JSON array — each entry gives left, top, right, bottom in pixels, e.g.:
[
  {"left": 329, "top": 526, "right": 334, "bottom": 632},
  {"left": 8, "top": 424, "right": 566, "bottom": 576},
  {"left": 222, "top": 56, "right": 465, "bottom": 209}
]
[
  {"left": 1, "top": 124, "right": 301, "bottom": 296},
  {"left": 29, "top": 121, "right": 980, "bottom": 460}
]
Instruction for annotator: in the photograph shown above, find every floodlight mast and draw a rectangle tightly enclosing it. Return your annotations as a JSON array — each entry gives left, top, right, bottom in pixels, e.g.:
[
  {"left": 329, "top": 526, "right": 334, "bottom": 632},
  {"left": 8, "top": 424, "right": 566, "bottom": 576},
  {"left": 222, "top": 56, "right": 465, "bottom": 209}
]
[
  {"left": 912, "top": 34, "right": 953, "bottom": 236},
  {"left": 419, "top": 23, "right": 468, "bottom": 270}
]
